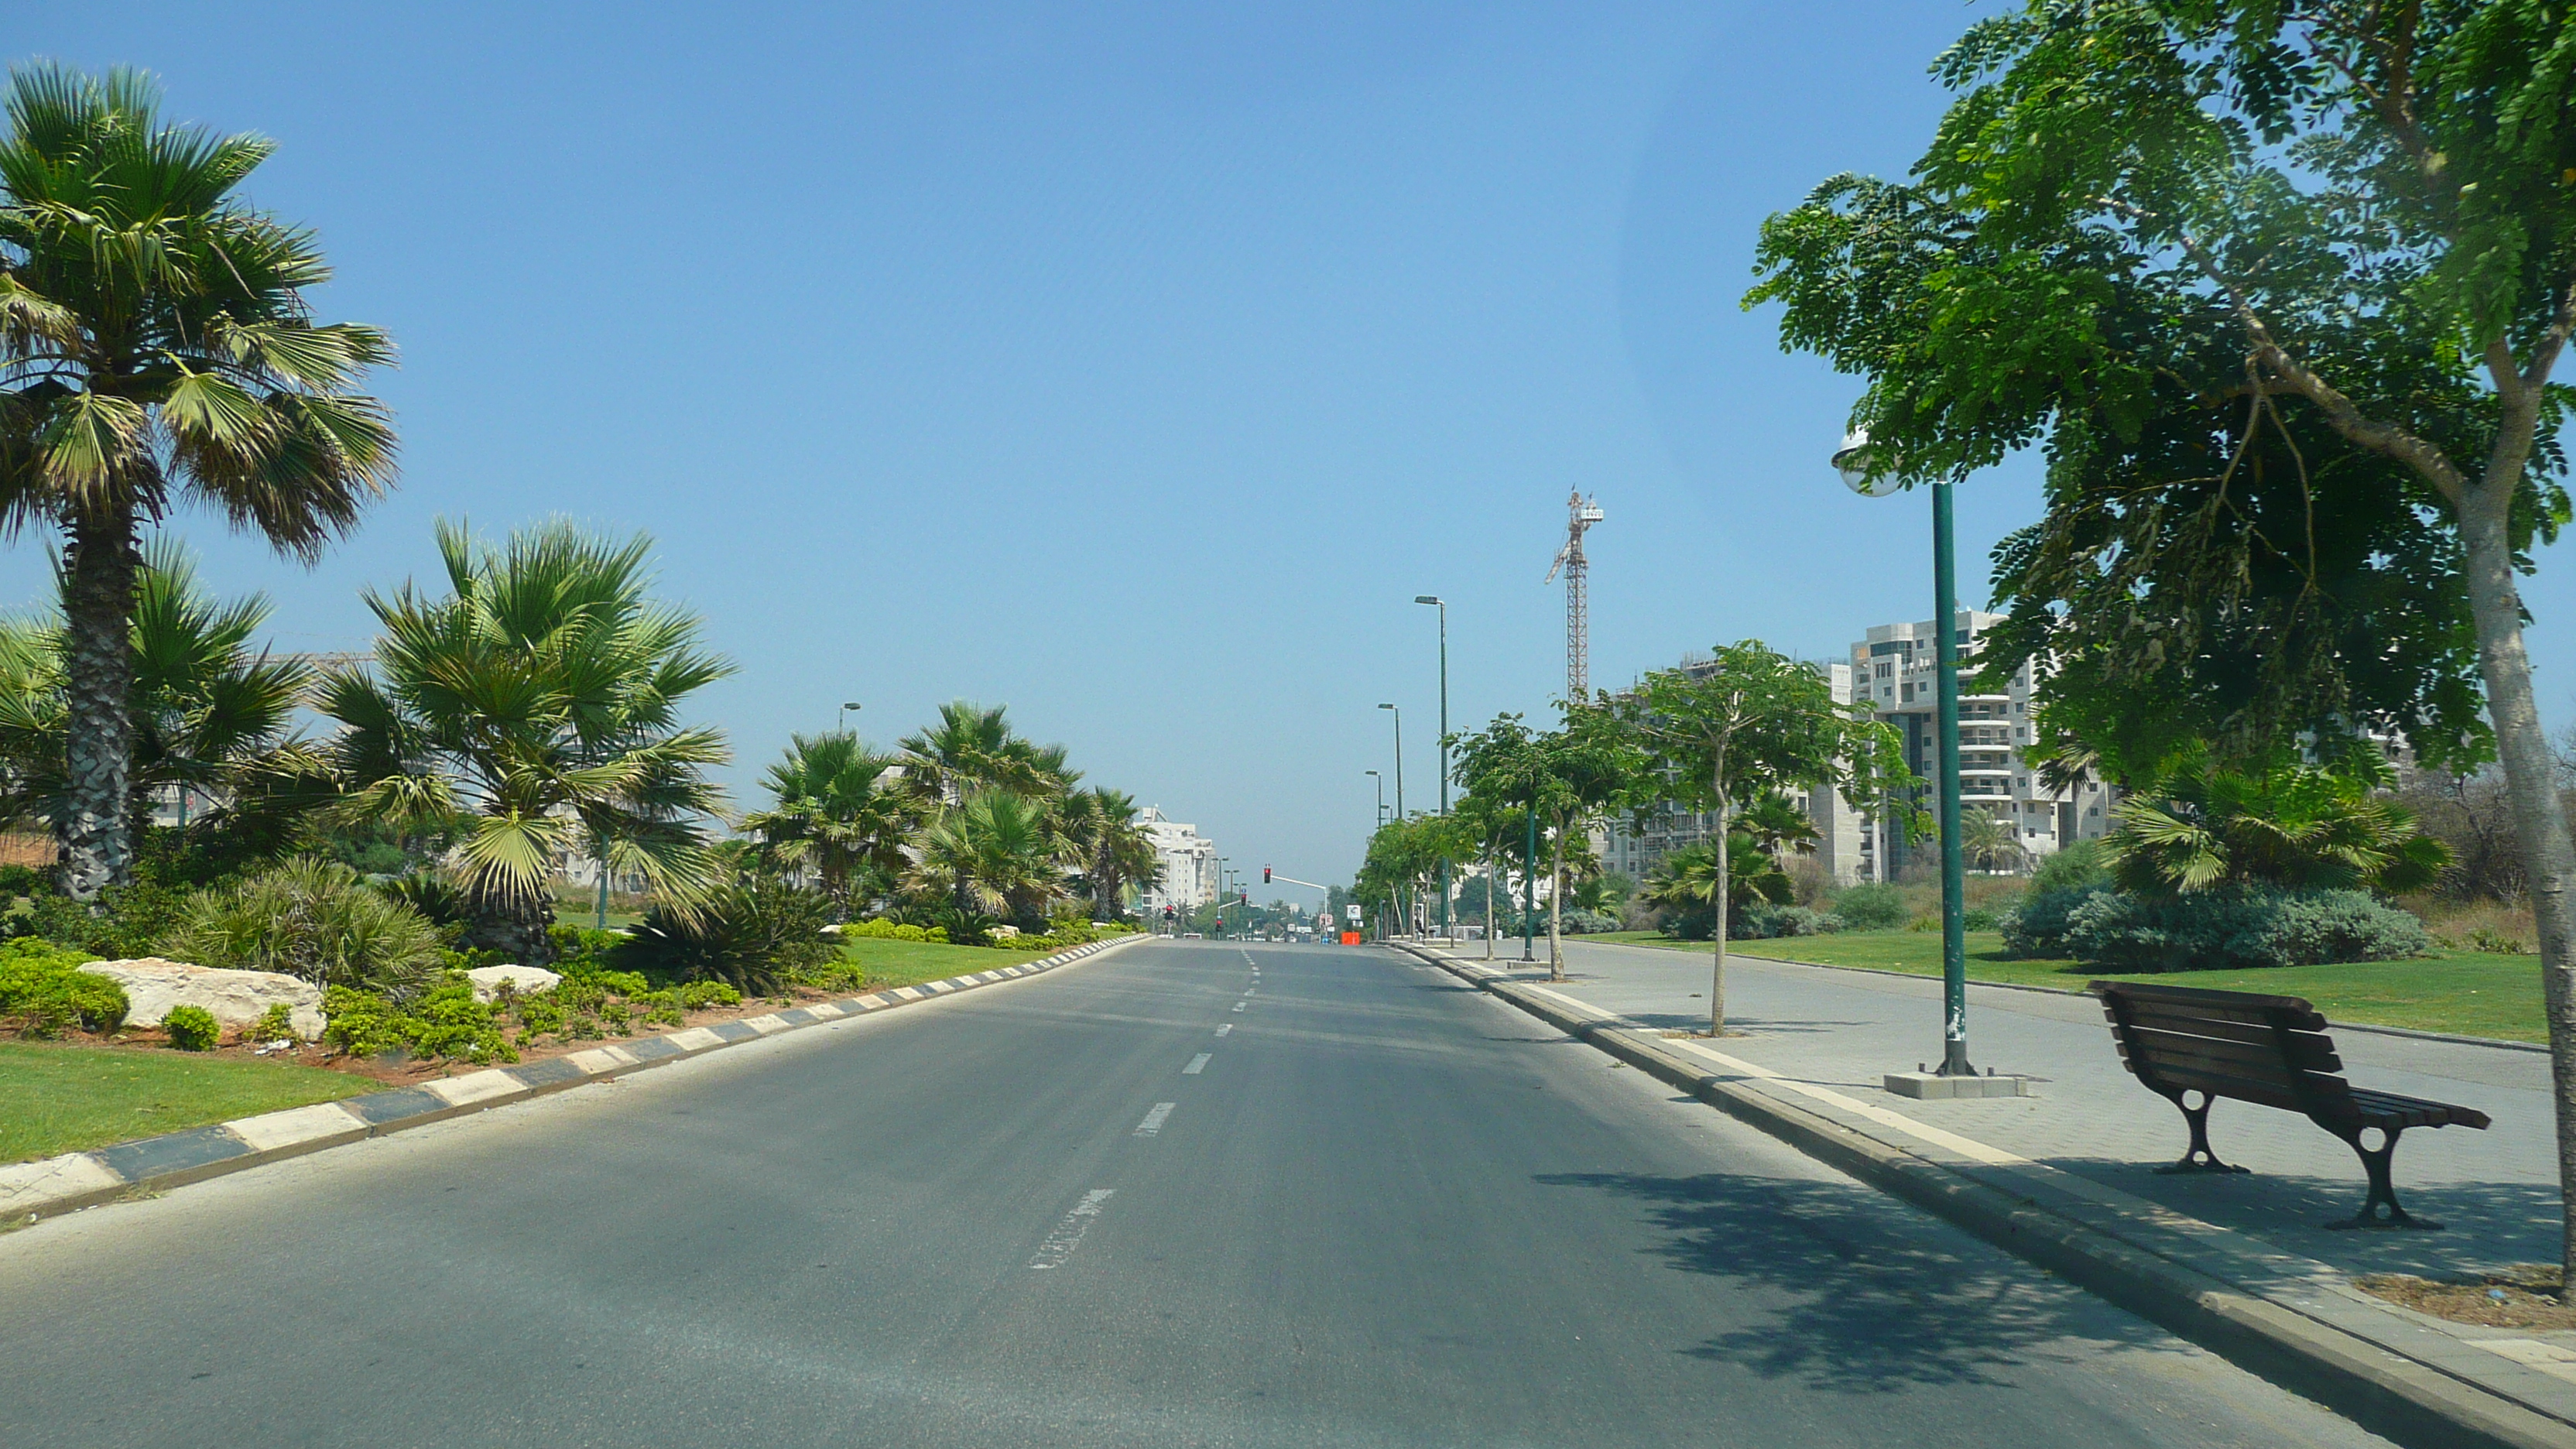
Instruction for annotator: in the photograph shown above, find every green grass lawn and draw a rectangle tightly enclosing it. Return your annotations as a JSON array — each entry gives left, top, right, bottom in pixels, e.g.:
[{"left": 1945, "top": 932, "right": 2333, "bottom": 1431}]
[
  {"left": 1584, "top": 929, "right": 2543, "bottom": 1042},
  {"left": 0, "top": 1042, "right": 372, "bottom": 1164},
  {"left": 835, "top": 935, "right": 1116, "bottom": 992}
]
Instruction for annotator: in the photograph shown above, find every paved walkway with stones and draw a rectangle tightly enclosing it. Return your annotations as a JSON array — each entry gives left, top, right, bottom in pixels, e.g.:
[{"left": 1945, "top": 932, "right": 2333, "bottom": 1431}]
[{"left": 1466, "top": 937, "right": 2554, "bottom": 1286}]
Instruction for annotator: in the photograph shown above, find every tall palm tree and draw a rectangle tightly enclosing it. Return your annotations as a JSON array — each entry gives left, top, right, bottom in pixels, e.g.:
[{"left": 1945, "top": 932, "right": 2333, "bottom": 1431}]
[
  {"left": 2108, "top": 752, "right": 2449, "bottom": 898},
  {"left": 0, "top": 543, "right": 331, "bottom": 858},
  {"left": 898, "top": 701, "right": 1075, "bottom": 805},
  {"left": 740, "top": 731, "right": 917, "bottom": 916},
  {"left": 0, "top": 65, "right": 398, "bottom": 896},
  {"left": 320, "top": 521, "right": 731, "bottom": 962},
  {"left": 906, "top": 789, "right": 1067, "bottom": 936},
  {"left": 1053, "top": 786, "right": 1158, "bottom": 920}
]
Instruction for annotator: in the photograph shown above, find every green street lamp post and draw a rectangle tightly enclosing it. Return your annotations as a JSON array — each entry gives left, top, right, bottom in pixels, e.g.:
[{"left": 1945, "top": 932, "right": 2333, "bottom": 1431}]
[
  {"left": 1416, "top": 595, "right": 1451, "bottom": 940},
  {"left": 1523, "top": 806, "right": 1537, "bottom": 963},
  {"left": 1835, "top": 430, "right": 1974, "bottom": 1077},
  {"left": 1377, "top": 703, "right": 1403, "bottom": 818}
]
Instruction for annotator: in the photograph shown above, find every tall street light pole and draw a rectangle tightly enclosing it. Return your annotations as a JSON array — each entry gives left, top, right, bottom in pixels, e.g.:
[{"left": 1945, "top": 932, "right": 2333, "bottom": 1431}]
[
  {"left": 839, "top": 701, "right": 862, "bottom": 731},
  {"left": 1376, "top": 703, "right": 1403, "bottom": 818},
  {"left": 1415, "top": 595, "right": 1450, "bottom": 939},
  {"left": 1367, "top": 769, "right": 1383, "bottom": 827},
  {"left": 1835, "top": 430, "right": 1975, "bottom": 1078}
]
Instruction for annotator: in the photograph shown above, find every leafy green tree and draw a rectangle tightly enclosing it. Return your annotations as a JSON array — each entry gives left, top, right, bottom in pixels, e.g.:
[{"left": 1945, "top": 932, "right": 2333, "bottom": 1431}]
[
  {"left": 2109, "top": 751, "right": 2450, "bottom": 899},
  {"left": 1448, "top": 705, "right": 1638, "bottom": 979},
  {"left": 1051, "top": 786, "right": 1160, "bottom": 920},
  {"left": 1959, "top": 809, "right": 2025, "bottom": 875},
  {"left": 1612, "top": 642, "right": 1917, "bottom": 1032},
  {"left": 0, "top": 65, "right": 398, "bottom": 896},
  {"left": 740, "top": 731, "right": 918, "bottom": 918},
  {"left": 1745, "top": 2, "right": 2576, "bottom": 1269},
  {"left": 321, "top": 522, "right": 732, "bottom": 964},
  {"left": 0, "top": 543, "right": 327, "bottom": 859}
]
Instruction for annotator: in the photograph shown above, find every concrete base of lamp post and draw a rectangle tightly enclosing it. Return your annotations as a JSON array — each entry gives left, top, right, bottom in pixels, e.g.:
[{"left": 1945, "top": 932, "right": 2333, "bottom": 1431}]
[{"left": 1882, "top": 1070, "right": 2035, "bottom": 1100}]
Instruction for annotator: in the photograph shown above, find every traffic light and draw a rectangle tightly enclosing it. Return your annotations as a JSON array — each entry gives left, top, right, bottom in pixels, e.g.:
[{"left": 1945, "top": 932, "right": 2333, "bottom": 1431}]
[
  {"left": 1239, "top": 890, "right": 1249, "bottom": 905},
  {"left": 1262, "top": 866, "right": 1271, "bottom": 884},
  {"left": 1163, "top": 906, "right": 1176, "bottom": 920}
]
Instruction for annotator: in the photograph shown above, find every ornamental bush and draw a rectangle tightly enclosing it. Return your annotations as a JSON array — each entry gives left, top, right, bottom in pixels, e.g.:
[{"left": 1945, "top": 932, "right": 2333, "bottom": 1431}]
[
  {"left": 622, "top": 878, "right": 838, "bottom": 993},
  {"left": 253, "top": 1002, "right": 296, "bottom": 1043},
  {"left": 2058, "top": 888, "right": 2430, "bottom": 972},
  {"left": 162, "top": 858, "right": 444, "bottom": 995},
  {"left": 1998, "top": 885, "right": 2115, "bottom": 958},
  {"left": 163, "top": 1004, "right": 220, "bottom": 1050},
  {"left": 0, "top": 937, "right": 121, "bottom": 1036},
  {"left": 1735, "top": 903, "right": 1835, "bottom": 940},
  {"left": 1826, "top": 882, "right": 1910, "bottom": 930},
  {"left": 320, "top": 972, "right": 516, "bottom": 1064}
]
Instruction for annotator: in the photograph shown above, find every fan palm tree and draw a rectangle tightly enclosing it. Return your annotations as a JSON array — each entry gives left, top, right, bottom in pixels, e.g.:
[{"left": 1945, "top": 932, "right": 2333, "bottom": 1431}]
[
  {"left": 0, "top": 65, "right": 398, "bottom": 896},
  {"left": 1052, "top": 786, "right": 1158, "bottom": 920},
  {"left": 2107, "top": 752, "right": 2449, "bottom": 898},
  {"left": 739, "top": 730, "right": 917, "bottom": 916},
  {"left": 320, "top": 520, "right": 731, "bottom": 962},
  {"left": 898, "top": 701, "right": 1074, "bottom": 805},
  {"left": 1959, "top": 807, "right": 2026, "bottom": 874},
  {"left": 906, "top": 789, "right": 1068, "bottom": 937},
  {"left": 0, "top": 542, "right": 326, "bottom": 855}
]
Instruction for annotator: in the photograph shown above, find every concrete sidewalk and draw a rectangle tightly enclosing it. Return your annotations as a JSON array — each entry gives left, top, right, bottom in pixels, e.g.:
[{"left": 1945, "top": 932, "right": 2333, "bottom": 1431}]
[{"left": 1405, "top": 936, "right": 2576, "bottom": 1449}]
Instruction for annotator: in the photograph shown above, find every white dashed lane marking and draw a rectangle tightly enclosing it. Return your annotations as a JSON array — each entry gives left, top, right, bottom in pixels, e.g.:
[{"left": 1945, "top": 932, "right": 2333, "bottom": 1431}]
[
  {"left": 1029, "top": 1189, "right": 1116, "bottom": 1269},
  {"left": 1215, "top": 1023, "right": 1233, "bottom": 1036},
  {"left": 1134, "top": 1101, "right": 1177, "bottom": 1136},
  {"left": 1231, "top": 1002, "right": 1245, "bottom": 1012},
  {"left": 1184, "top": 1053, "right": 1211, "bottom": 1075}
]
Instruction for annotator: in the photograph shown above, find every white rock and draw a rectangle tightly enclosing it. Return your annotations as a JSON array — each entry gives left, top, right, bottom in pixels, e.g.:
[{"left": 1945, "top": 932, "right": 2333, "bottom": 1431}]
[
  {"left": 76, "top": 958, "right": 325, "bottom": 1040},
  {"left": 464, "top": 964, "right": 561, "bottom": 1002}
]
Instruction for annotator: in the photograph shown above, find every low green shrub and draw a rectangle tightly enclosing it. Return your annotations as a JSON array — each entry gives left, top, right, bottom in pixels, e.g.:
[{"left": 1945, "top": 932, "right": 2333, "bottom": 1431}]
[
  {"left": 163, "top": 1004, "right": 221, "bottom": 1050},
  {"left": 1736, "top": 903, "right": 1836, "bottom": 940},
  {"left": 320, "top": 972, "right": 517, "bottom": 1064},
  {"left": 253, "top": 1002, "right": 297, "bottom": 1043},
  {"left": 2030, "top": 839, "right": 2109, "bottom": 894},
  {"left": 843, "top": 918, "right": 936, "bottom": 942},
  {"left": 1999, "top": 885, "right": 2115, "bottom": 958},
  {"left": 622, "top": 878, "right": 836, "bottom": 992},
  {"left": 2060, "top": 888, "right": 2430, "bottom": 971},
  {"left": 0, "top": 938, "right": 121, "bottom": 1037},
  {"left": 1826, "top": 882, "right": 1910, "bottom": 930},
  {"left": 1960, "top": 906, "right": 2003, "bottom": 932},
  {"left": 162, "top": 858, "right": 444, "bottom": 995}
]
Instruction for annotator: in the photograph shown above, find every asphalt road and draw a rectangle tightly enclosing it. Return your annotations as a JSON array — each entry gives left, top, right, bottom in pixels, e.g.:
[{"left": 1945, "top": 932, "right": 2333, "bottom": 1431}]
[{"left": 0, "top": 939, "right": 2389, "bottom": 1447}]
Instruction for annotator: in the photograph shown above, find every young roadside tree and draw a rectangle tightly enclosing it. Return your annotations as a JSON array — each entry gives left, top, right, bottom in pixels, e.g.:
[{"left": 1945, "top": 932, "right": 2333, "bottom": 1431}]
[
  {"left": 1612, "top": 642, "right": 1917, "bottom": 1033},
  {"left": 0, "top": 65, "right": 399, "bottom": 896},
  {"left": 740, "top": 731, "right": 920, "bottom": 919},
  {"left": 1444, "top": 705, "right": 1639, "bottom": 981},
  {"left": 1745, "top": 2, "right": 2576, "bottom": 1267}
]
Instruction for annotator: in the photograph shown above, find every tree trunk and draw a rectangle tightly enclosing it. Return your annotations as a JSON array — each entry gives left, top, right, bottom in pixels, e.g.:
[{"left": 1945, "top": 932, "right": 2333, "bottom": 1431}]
[
  {"left": 1710, "top": 794, "right": 1730, "bottom": 1036},
  {"left": 1484, "top": 855, "right": 1495, "bottom": 960},
  {"left": 57, "top": 516, "right": 140, "bottom": 900},
  {"left": 464, "top": 893, "right": 557, "bottom": 965},
  {"left": 1547, "top": 824, "right": 1565, "bottom": 981},
  {"left": 2458, "top": 498, "right": 2576, "bottom": 1287}
]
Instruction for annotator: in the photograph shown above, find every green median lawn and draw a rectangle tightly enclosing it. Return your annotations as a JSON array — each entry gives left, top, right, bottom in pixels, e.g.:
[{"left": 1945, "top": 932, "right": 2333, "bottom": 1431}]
[
  {"left": 836, "top": 935, "right": 1118, "bottom": 992},
  {"left": 1585, "top": 929, "right": 2545, "bottom": 1043},
  {"left": 1, "top": 1042, "right": 372, "bottom": 1165}
]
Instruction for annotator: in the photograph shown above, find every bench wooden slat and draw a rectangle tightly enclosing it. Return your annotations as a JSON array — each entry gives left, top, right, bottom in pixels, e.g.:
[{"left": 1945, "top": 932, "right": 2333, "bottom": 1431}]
[
  {"left": 2349, "top": 1087, "right": 2491, "bottom": 1131},
  {"left": 2107, "top": 997, "right": 2331, "bottom": 1036},
  {"left": 2131, "top": 1062, "right": 2311, "bottom": 1113},
  {"left": 2096, "top": 1006, "right": 2307, "bottom": 1053},
  {"left": 2120, "top": 1021, "right": 2342, "bottom": 1073},
  {"left": 2115, "top": 1040, "right": 2348, "bottom": 1104},
  {"left": 2087, "top": 978, "right": 2331, "bottom": 1029}
]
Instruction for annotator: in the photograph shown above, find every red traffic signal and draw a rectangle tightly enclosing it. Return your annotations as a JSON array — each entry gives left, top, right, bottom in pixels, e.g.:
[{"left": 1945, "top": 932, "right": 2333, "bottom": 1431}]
[
  {"left": 1239, "top": 890, "right": 1249, "bottom": 905},
  {"left": 1262, "top": 866, "right": 1272, "bottom": 884}
]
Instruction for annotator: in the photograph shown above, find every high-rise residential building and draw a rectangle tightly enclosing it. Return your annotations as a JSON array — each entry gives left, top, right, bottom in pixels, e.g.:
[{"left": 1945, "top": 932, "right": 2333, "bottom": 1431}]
[{"left": 1138, "top": 807, "right": 1218, "bottom": 913}]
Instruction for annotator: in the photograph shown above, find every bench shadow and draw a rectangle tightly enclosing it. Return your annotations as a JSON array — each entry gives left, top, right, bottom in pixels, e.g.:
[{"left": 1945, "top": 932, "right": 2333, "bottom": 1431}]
[{"left": 1536, "top": 1170, "right": 2171, "bottom": 1391}]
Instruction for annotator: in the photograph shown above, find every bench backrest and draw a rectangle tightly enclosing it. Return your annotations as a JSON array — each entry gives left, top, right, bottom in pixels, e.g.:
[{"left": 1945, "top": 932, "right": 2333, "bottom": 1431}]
[{"left": 2090, "top": 979, "right": 2361, "bottom": 1124}]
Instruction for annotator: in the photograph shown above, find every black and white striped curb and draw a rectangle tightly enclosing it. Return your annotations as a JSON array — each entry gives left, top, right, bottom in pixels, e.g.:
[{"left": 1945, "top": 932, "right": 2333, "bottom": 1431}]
[{"left": 1, "top": 933, "right": 1156, "bottom": 1226}]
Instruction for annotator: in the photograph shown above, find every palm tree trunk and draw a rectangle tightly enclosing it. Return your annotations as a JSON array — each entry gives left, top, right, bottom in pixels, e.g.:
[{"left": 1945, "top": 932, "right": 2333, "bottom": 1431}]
[
  {"left": 58, "top": 517, "right": 139, "bottom": 899},
  {"left": 1547, "top": 822, "right": 1565, "bottom": 982}
]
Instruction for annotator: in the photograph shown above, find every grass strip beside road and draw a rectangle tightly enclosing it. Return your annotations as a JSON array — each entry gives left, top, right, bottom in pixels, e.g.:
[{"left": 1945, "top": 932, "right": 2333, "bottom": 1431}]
[
  {"left": 1585, "top": 930, "right": 2545, "bottom": 1043},
  {"left": 836, "top": 935, "right": 1118, "bottom": 992},
  {"left": 1, "top": 1042, "right": 371, "bottom": 1164}
]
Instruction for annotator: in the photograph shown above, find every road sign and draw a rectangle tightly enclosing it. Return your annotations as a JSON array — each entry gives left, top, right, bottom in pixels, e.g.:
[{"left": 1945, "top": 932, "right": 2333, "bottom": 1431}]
[{"left": 1345, "top": 904, "right": 1362, "bottom": 922}]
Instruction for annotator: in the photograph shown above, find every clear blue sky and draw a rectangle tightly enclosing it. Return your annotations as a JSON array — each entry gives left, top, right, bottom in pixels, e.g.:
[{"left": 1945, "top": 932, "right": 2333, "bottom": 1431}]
[{"left": 16, "top": 2, "right": 2576, "bottom": 905}]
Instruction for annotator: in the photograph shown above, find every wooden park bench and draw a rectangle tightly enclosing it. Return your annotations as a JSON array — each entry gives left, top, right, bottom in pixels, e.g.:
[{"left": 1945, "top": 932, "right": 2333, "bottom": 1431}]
[{"left": 2089, "top": 980, "right": 2490, "bottom": 1230}]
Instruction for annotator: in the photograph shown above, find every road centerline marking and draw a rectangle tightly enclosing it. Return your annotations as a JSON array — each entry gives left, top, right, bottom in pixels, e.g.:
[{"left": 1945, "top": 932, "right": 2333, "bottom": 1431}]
[
  {"left": 1133, "top": 1101, "right": 1177, "bottom": 1136},
  {"left": 1215, "top": 1023, "right": 1232, "bottom": 1036},
  {"left": 1231, "top": 1002, "right": 1245, "bottom": 1012},
  {"left": 1184, "top": 1053, "right": 1211, "bottom": 1074},
  {"left": 1028, "top": 1189, "right": 1116, "bottom": 1269}
]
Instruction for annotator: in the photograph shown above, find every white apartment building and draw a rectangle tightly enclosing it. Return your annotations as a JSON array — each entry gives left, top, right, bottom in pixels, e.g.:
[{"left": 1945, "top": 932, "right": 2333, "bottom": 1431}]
[
  {"left": 1138, "top": 807, "right": 1218, "bottom": 913},
  {"left": 1840, "top": 610, "right": 2114, "bottom": 882}
]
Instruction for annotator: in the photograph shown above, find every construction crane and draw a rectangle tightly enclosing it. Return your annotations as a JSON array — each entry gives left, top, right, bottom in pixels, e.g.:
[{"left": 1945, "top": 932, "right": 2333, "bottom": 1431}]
[{"left": 1543, "top": 491, "right": 1605, "bottom": 700}]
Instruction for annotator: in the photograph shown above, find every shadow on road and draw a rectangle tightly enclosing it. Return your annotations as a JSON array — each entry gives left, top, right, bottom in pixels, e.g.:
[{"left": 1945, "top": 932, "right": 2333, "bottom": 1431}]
[{"left": 1536, "top": 1170, "right": 2174, "bottom": 1390}]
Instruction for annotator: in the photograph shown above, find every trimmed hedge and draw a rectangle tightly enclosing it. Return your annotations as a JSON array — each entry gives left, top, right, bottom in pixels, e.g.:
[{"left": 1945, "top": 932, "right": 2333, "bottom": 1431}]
[
  {"left": 0, "top": 937, "right": 122, "bottom": 1037},
  {"left": 2004, "top": 886, "right": 2428, "bottom": 971}
]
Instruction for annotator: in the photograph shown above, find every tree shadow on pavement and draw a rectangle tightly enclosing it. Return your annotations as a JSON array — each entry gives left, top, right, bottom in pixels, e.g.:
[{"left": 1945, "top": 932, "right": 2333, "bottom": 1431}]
[{"left": 1536, "top": 1171, "right": 2174, "bottom": 1392}]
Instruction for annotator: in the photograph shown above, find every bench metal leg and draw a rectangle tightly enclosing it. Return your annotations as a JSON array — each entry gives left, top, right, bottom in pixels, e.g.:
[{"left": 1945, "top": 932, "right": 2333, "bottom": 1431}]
[
  {"left": 2328, "top": 1126, "right": 2442, "bottom": 1231},
  {"left": 2156, "top": 1091, "right": 2250, "bottom": 1174}
]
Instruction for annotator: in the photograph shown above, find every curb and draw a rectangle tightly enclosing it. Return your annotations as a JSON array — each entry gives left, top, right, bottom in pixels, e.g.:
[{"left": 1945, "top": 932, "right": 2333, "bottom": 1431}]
[
  {"left": 1581, "top": 937, "right": 2550, "bottom": 1055},
  {"left": 2, "top": 933, "right": 1158, "bottom": 1227},
  {"left": 1392, "top": 941, "right": 2576, "bottom": 1449}
]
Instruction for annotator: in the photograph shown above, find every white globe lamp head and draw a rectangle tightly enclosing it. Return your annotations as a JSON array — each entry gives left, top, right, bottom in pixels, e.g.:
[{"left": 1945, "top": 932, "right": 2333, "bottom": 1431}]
[{"left": 1833, "top": 427, "right": 1903, "bottom": 498}]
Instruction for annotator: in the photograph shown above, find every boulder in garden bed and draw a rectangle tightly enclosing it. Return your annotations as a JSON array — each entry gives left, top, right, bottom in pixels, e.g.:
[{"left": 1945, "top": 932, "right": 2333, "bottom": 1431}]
[
  {"left": 464, "top": 964, "right": 560, "bottom": 1002},
  {"left": 76, "top": 958, "right": 324, "bottom": 1040}
]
